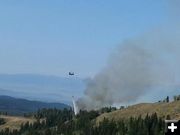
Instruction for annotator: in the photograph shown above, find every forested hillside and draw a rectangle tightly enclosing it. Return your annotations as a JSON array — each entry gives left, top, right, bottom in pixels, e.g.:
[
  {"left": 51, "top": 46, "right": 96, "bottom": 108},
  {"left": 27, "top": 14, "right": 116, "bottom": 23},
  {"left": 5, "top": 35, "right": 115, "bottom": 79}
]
[
  {"left": 0, "top": 108, "right": 165, "bottom": 135},
  {"left": 0, "top": 96, "right": 180, "bottom": 135},
  {"left": 0, "top": 95, "right": 70, "bottom": 115}
]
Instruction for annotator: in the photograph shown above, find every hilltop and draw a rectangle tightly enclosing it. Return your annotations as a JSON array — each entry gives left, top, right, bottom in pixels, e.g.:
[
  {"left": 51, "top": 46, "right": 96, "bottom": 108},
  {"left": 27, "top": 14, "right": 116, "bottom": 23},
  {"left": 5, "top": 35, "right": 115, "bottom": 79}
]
[
  {"left": 96, "top": 100, "right": 180, "bottom": 123},
  {"left": 0, "top": 95, "right": 70, "bottom": 115}
]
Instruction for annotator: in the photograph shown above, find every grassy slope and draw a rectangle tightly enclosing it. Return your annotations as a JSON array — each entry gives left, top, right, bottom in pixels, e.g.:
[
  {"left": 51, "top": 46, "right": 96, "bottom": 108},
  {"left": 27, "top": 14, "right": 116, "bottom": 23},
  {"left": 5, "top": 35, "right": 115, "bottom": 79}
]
[
  {"left": 96, "top": 101, "right": 180, "bottom": 123},
  {"left": 0, "top": 115, "right": 35, "bottom": 131}
]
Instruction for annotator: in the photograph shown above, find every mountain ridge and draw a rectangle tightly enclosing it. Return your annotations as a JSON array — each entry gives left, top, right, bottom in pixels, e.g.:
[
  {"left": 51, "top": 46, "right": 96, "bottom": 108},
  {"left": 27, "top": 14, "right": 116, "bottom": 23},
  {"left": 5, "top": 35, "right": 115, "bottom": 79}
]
[
  {"left": 96, "top": 100, "right": 180, "bottom": 123},
  {"left": 0, "top": 73, "right": 85, "bottom": 103},
  {"left": 0, "top": 95, "right": 70, "bottom": 115}
]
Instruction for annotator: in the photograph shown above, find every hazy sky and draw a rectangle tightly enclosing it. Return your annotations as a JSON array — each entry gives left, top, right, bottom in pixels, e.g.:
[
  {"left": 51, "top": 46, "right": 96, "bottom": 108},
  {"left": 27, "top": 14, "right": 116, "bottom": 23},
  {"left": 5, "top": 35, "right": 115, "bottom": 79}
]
[{"left": 0, "top": 0, "right": 168, "bottom": 78}]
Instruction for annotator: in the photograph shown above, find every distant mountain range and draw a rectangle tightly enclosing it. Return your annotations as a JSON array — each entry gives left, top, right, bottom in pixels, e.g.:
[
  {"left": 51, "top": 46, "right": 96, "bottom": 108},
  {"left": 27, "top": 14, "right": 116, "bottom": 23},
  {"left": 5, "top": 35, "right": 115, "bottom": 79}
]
[
  {"left": 0, "top": 74, "right": 85, "bottom": 104},
  {"left": 0, "top": 95, "right": 70, "bottom": 115}
]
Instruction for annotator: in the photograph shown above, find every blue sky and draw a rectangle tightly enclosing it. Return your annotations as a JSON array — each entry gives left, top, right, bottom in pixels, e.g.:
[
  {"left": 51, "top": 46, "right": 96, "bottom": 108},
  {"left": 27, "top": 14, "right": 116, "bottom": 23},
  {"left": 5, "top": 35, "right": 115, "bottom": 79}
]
[{"left": 0, "top": 0, "right": 168, "bottom": 78}]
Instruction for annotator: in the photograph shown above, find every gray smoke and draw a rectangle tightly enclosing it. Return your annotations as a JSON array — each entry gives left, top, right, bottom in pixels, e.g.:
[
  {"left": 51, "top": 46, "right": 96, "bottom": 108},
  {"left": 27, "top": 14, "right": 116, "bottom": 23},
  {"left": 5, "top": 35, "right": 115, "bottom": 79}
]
[{"left": 77, "top": 1, "right": 180, "bottom": 110}]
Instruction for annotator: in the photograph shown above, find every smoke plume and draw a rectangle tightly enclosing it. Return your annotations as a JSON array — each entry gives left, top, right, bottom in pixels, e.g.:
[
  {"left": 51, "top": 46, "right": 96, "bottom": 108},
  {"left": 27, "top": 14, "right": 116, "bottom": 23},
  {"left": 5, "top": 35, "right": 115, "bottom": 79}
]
[{"left": 77, "top": 1, "right": 180, "bottom": 110}]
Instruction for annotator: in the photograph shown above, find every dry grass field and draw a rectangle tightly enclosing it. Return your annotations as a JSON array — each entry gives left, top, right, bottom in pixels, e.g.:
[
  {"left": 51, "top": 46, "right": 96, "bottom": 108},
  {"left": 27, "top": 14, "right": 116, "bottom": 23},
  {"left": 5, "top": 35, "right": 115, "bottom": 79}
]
[
  {"left": 96, "top": 100, "right": 180, "bottom": 123},
  {"left": 0, "top": 115, "right": 36, "bottom": 131}
]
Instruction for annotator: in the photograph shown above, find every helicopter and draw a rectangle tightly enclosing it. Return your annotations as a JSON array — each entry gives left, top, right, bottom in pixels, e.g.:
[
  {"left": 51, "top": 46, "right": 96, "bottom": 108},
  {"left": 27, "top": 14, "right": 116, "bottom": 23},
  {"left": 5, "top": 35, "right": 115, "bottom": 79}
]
[{"left": 69, "top": 72, "right": 74, "bottom": 76}]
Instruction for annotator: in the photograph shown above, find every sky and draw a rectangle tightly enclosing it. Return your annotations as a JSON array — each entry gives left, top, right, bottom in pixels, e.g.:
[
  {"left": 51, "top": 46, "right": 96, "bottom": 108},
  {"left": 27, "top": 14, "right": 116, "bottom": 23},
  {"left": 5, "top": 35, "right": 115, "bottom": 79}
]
[{"left": 0, "top": 0, "right": 168, "bottom": 78}]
